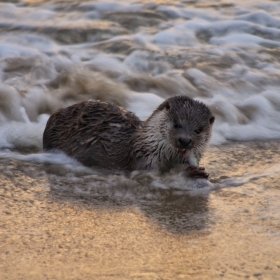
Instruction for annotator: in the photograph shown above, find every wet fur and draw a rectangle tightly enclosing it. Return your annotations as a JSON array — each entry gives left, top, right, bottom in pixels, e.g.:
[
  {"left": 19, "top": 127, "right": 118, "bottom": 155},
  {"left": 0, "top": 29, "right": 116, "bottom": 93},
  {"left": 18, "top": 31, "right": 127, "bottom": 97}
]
[{"left": 43, "top": 96, "right": 214, "bottom": 172}]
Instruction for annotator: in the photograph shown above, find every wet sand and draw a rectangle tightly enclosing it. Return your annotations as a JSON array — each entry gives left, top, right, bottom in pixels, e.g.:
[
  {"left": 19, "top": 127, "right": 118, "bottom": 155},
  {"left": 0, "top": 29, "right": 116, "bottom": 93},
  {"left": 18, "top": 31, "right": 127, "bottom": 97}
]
[{"left": 1, "top": 142, "right": 280, "bottom": 279}]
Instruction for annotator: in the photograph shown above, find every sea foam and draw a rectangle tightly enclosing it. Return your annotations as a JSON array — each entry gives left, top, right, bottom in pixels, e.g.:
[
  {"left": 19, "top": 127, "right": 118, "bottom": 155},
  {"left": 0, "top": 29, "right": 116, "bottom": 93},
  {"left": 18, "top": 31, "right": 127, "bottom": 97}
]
[{"left": 0, "top": 0, "right": 280, "bottom": 156}]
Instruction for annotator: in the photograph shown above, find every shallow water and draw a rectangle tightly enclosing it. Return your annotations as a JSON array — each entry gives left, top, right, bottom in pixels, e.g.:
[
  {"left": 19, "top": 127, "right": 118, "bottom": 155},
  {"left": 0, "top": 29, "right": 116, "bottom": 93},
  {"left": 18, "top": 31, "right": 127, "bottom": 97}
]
[
  {"left": 1, "top": 0, "right": 280, "bottom": 279},
  {"left": 1, "top": 142, "right": 280, "bottom": 279}
]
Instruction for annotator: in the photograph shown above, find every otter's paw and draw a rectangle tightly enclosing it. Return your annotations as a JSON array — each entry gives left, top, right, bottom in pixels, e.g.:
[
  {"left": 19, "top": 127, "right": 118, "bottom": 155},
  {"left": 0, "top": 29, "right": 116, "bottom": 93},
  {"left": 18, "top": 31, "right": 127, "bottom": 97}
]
[{"left": 186, "top": 166, "right": 209, "bottom": 180}]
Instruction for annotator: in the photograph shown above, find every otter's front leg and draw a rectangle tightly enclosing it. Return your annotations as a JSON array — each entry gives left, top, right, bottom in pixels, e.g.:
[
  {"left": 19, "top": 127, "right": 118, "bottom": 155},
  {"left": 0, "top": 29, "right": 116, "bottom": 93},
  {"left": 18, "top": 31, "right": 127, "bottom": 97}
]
[
  {"left": 186, "top": 166, "right": 209, "bottom": 179},
  {"left": 186, "top": 151, "right": 209, "bottom": 179}
]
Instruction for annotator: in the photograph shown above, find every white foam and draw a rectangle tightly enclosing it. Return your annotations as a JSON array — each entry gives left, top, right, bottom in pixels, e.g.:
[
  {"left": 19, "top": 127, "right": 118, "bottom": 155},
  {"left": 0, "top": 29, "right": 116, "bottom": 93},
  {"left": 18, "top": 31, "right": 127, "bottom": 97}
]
[
  {"left": 211, "top": 33, "right": 280, "bottom": 48},
  {"left": 0, "top": 149, "right": 101, "bottom": 176},
  {"left": 0, "top": 42, "right": 40, "bottom": 58},
  {"left": 0, "top": 120, "right": 46, "bottom": 150},
  {"left": 127, "top": 92, "right": 163, "bottom": 120},
  {"left": 148, "top": 172, "right": 213, "bottom": 191},
  {"left": 236, "top": 11, "right": 280, "bottom": 27},
  {"left": 0, "top": 150, "right": 74, "bottom": 165},
  {"left": 152, "top": 26, "right": 198, "bottom": 47},
  {"left": 0, "top": 84, "right": 24, "bottom": 122},
  {"left": 0, "top": 33, "right": 58, "bottom": 55},
  {"left": 156, "top": 5, "right": 220, "bottom": 21},
  {"left": 85, "top": 54, "right": 130, "bottom": 74},
  {"left": 209, "top": 88, "right": 280, "bottom": 144},
  {"left": 124, "top": 50, "right": 170, "bottom": 74},
  {"left": 0, "top": 0, "right": 280, "bottom": 152}
]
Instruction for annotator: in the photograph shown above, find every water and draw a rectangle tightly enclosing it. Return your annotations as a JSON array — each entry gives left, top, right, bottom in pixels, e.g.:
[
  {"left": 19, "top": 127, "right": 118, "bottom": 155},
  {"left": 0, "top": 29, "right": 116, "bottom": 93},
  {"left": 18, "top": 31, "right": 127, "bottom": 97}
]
[{"left": 1, "top": 0, "right": 280, "bottom": 279}]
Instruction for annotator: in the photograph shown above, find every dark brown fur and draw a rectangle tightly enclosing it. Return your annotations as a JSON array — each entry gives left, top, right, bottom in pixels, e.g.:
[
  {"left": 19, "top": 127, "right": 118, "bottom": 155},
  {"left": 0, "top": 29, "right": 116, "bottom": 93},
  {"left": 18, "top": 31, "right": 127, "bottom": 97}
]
[{"left": 43, "top": 96, "right": 214, "bottom": 172}]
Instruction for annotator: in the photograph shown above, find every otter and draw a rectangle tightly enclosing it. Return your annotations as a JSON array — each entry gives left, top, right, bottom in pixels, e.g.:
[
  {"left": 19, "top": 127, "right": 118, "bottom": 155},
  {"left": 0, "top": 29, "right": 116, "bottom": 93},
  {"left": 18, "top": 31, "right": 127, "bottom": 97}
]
[{"left": 43, "top": 96, "right": 215, "bottom": 178}]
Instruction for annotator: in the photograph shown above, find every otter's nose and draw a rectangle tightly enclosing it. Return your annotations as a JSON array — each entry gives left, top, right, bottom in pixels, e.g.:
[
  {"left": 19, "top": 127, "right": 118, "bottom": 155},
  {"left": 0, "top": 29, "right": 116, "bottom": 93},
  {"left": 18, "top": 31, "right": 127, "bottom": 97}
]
[{"left": 179, "top": 137, "right": 192, "bottom": 148}]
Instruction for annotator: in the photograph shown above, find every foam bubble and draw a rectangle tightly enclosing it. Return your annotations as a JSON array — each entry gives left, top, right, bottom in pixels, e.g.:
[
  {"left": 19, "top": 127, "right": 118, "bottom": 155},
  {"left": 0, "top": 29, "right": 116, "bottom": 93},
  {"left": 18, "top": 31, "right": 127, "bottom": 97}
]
[
  {"left": 127, "top": 92, "right": 163, "bottom": 120},
  {"left": 0, "top": 84, "right": 24, "bottom": 122},
  {"left": 211, "top": 33, "right": 280, "bottom": 48},
  {"left": 152, "top": 26, "right": 198, "bottom": 47},
  {"left": 1, "top": 33, "right": 58, "bottom": 55},
  {"left": 0, "top": 120, "right": 45, "bottom": 150},
  {"left": 207, "top": 87, "right": 280, "bottom": 144},
  {"left": 236, "top": 11, "right": 280, "bottom": 27},
  {"left": 86, "top": 54, "right": 130, "bottom": 74},
  {"left": 0, "top": 42, "right": 40, "bottom": 58}
]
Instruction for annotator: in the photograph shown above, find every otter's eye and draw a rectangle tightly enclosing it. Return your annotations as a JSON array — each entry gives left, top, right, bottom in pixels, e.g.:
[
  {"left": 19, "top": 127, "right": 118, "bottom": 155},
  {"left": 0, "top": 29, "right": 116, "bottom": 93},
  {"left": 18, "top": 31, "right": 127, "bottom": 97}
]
[
  {"left": 194, "top": 128, "right": 203, "bottom": 134},
  {"left": 174, "top": 123, "right": 182, "bottom": 129}
]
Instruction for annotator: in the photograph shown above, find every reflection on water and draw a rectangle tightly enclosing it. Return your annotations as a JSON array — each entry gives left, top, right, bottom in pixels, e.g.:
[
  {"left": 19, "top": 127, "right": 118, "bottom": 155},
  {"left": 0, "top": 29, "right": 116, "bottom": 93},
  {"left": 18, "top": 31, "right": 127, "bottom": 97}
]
[
  {"left": 1, "top": 142, "right": 280, "bottom": 279},
  {"left": 50, "top": 183, "right": 210, "bottom": 234}
]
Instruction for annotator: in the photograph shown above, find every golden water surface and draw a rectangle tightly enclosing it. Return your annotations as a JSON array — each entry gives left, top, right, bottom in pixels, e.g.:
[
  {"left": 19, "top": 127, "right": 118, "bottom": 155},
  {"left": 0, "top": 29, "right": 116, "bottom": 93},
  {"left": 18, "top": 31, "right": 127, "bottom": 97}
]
[{"left": 1, "top": 142, "right": 280, "bottom": 279}]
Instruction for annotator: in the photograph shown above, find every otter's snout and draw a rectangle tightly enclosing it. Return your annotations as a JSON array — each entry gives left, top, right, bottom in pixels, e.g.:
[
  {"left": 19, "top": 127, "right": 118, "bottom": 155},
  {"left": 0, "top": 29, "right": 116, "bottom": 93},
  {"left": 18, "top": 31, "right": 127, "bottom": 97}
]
[{"left": 178, "top": 137, "right": 192, "bottom": 148}]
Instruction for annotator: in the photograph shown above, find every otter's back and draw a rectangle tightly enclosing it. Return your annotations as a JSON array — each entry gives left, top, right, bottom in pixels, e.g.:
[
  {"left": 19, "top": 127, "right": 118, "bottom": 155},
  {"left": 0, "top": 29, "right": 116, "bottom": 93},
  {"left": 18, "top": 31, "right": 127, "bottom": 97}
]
[{"left": 43, "top": 100, "right": 142, "bottom": 169}]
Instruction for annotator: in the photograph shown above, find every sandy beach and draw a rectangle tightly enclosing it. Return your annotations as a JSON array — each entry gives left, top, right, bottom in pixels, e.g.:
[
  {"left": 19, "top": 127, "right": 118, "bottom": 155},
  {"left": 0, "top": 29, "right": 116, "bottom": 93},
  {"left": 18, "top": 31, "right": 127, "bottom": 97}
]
[{"left": 1, "top": 141, "right": 280, "bottom": 279}]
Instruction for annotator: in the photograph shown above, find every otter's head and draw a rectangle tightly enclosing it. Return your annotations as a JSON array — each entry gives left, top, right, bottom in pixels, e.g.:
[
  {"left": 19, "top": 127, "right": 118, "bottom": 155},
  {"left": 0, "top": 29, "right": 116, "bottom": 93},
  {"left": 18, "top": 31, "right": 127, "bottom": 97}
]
[{"left": 155, "top": 96, "right": 215, "bottom": 157}]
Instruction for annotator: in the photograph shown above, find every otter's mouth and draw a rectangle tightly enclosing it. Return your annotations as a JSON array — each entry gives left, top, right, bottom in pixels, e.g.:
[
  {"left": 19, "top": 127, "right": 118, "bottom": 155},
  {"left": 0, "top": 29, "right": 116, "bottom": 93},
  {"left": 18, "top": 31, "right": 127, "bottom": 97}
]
[
  {"left": 177, "top": 148, "right": 189, "bottom": 159},
  {"left": 177, "top": 149, "right": 198, "bottom": 166}
]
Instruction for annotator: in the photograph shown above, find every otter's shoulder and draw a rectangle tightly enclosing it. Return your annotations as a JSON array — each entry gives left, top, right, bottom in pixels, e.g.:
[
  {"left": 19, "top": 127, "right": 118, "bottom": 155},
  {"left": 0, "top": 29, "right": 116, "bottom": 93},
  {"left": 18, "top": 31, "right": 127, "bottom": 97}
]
[{"left": 83, "top": 100, "right": 142, "bottom": 129}]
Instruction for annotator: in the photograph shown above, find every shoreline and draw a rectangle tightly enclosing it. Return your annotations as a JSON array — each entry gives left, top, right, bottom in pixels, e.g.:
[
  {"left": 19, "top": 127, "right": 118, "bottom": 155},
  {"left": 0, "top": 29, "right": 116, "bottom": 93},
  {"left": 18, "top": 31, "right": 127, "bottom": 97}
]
[{"left": 1, "top": 141, "right": 280, "bottom": 279}]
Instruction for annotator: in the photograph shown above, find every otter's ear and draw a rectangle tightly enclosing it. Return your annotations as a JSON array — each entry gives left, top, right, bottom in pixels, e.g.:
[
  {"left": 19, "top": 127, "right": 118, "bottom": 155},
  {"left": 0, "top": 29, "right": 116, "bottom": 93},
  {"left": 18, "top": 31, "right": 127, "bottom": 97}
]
[
  {"left": 158, "top": 101, "right": 170, "bottom": 111},
  {"left": 209, "top": 116, "right": 215, "bottom": 124}
]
